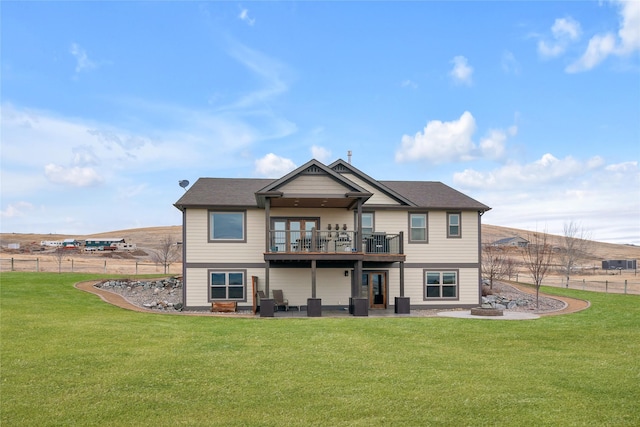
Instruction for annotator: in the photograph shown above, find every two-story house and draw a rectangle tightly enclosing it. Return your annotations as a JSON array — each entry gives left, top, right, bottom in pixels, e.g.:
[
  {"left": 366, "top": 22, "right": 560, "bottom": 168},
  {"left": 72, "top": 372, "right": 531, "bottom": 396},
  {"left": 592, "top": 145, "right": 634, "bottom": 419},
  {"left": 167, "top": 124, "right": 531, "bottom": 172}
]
[{"left": 174, "top": 158, "right": 490, "bottom": 316}]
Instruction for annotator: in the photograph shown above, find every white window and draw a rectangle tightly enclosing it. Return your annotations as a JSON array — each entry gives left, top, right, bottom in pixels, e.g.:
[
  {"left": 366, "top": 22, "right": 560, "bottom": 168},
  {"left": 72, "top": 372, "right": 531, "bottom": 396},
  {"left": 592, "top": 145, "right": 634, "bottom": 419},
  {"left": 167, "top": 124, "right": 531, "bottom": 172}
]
[
  {"left": 424, "top": 271, "right": 458, "bottom": 299},
  {"left": 409, "top": 213, "right": 428, "bottom": 242},
  {"left": 210, "top": 211, "right": 245, "bottom": 241},
  {"left": 447, "top": 212, "right": 461, "bottom": 238},
  {"left": 209, "top": 271, "right": 245, "bottom": 300},
  {"left": 361, "top": 213, "right": 374, "bottom": 236}
]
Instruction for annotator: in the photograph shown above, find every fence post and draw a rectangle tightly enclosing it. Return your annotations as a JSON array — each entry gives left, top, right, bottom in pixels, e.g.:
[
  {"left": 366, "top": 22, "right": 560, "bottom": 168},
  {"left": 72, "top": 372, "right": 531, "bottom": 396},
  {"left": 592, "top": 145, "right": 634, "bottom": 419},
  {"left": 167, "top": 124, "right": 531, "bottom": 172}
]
[
  {"left": 36, "top": 258, "right": 39, "bottom": 272},
  {"left": 624, "top": 279, "right": 627, "bottom": 294},
  {"left": 11, "top": 258, "right": 14, "bottom": 271},
  {"left": 104, "top": 260, "right": 107, "bottom": 274},
  {"left": 136, "top": 261, "right": 138, "bottom": 275},
  {"left": 582, "top": 279, "right": 585, "bottom": 290},
  {"left": 605, "top": 280, "right": 608, "bottom": 293}
]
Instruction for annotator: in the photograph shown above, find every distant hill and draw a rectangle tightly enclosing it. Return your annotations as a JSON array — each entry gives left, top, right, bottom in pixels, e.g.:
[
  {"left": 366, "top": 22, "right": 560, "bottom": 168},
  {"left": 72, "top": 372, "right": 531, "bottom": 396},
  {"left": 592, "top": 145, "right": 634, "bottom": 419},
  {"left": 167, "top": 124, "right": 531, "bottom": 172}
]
[{"left": 482, "top": 224, "right": 640, "bottom": 261}]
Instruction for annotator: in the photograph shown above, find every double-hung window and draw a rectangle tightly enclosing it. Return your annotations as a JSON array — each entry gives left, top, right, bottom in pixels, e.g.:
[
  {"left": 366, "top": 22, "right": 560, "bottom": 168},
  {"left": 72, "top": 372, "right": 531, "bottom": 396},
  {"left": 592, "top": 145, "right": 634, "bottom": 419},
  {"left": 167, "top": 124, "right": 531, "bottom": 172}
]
[
  {"left": 209, "top": 211, "right": 245, "bottom": 242},
  {"left": 361, "top": 213, "right": 374, "bottom": 237},
  {"left": 210, "top": 271, "right": 245, "bottom": 300},
  {"left": 447, "top": 212, "right": 461, "bottom": 238},
  {"left": 409, "top": 213, "right": 428, "bottom": 243},
  {"left": 424, "top": 271, "right": 458, "bottom": 300}
]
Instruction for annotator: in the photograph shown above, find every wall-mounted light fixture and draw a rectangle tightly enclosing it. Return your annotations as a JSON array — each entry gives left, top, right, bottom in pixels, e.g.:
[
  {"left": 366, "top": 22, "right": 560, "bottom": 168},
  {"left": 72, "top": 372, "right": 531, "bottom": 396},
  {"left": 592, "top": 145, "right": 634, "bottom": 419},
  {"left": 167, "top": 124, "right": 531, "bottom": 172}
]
[{"left": 344, "top": 270, "right": 349, "bottom": 277}]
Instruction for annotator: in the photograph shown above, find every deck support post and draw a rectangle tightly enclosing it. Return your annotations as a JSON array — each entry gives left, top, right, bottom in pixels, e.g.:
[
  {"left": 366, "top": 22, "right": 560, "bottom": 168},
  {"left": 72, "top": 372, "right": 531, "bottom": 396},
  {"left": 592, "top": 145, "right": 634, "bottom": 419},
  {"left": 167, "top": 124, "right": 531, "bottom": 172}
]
[{"left": 311, "top": 259, "right": 317, "bottom": 298}]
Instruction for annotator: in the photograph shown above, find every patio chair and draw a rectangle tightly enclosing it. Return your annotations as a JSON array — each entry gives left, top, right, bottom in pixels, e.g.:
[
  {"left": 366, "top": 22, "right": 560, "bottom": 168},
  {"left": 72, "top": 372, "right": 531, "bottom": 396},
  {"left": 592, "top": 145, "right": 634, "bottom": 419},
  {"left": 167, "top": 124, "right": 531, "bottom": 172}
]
[
  {"left": 272, "top": 289, "right": 289, "bottom": 311},
  {"left": 257, "top": 290, "right": 267, "bottom": 301}
]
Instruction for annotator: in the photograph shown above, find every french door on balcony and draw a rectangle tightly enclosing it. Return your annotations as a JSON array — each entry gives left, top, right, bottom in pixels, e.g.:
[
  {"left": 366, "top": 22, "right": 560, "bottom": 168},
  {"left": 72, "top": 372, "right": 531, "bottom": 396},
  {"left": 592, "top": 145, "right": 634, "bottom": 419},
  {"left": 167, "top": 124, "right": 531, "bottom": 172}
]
[{"left": 272, "top": 219, "right": 319, "bottom": 252}]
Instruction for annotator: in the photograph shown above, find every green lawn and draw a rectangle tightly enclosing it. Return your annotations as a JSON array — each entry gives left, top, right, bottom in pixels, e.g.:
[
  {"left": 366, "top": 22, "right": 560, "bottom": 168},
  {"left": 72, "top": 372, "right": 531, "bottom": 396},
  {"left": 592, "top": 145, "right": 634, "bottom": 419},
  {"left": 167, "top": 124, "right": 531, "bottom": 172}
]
[{"left": 1, "top": 272, "right": 639, "bottom": 426}]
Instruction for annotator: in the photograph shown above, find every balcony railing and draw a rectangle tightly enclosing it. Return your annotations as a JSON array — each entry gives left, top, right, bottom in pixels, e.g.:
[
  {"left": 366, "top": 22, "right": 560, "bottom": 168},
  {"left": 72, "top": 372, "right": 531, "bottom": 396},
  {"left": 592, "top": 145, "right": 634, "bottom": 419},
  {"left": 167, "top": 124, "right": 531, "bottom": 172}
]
[{"left": 268, "top": 230, "right": 402, "bottom": 255}]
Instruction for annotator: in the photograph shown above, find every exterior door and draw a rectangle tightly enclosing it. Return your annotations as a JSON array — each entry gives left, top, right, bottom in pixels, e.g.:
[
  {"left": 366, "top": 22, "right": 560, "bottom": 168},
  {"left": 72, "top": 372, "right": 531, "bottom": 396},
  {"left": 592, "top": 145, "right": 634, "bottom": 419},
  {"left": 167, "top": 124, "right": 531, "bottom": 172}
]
[{"left": 361, "top": 271, "right": 387, "bottom": 309}]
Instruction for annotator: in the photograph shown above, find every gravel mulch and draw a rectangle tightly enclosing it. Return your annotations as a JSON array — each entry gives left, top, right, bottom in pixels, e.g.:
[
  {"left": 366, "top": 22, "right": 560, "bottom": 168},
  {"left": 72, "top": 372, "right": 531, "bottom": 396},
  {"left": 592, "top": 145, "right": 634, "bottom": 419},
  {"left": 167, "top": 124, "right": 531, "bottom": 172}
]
[{"left": 76, "top": 279, "right": 589, "bottom": 317}]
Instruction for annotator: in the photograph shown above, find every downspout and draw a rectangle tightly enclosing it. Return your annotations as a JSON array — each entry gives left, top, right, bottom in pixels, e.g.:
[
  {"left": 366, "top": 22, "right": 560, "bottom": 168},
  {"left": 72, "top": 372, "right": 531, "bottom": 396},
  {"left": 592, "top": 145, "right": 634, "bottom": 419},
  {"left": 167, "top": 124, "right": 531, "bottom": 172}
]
[
  {"left": 311, "top": 259, "right": 317, "bottom": 298},
  {"left": 354, "top": 199, "right": 363, "bottom": 297},
  {"left": 399, "top": 231, "right": 405, "bottom": 297}
]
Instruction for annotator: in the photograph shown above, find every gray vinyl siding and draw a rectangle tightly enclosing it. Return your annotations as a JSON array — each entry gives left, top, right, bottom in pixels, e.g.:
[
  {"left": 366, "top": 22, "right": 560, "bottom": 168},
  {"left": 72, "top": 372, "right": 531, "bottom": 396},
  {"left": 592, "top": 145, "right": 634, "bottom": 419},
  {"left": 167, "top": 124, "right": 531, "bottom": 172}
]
[
  {"left": 403, "top": 267, "right": 479, "bottom": 306},
  {"left": 403, "top": 211, "right": 479, "bottom": 263},
  {"left": 341, "top": 173, "right": 400, "bottom": 205},
  {"left": 279, "top": 174, "right": 348, "bottom": 195},
  {"left": 185, "top": 208, "right": 265, "bottom": 263}
]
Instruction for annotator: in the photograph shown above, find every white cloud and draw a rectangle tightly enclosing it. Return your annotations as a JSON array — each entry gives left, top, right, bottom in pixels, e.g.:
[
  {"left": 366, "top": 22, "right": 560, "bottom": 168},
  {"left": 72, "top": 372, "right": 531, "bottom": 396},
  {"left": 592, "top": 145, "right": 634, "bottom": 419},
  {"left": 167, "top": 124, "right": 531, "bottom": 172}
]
[
  {"left": 566, "top": 33, "right": 617, "bottom": 72},
  {"left": 615, "top": 0, "right": 640, "bottom": 54},
  {"left": 449, "top": 56, "right": 473, "bottom": 85},
  {"left": 566, "top": 1, "right": 640, "bottom": 72},
  {"left": 254, "top": 153, "right": 296, "bottom": 177},
  {"left": 479, "top": 129, "right": 510, "bottom": 160},
  {"left": 395, "top": 112, "right": 516, "bottom": 164},
  {"left": 605, "top": 160, "right": 638, "bottom": 173},
  {"left": 239, "top": 8, "right": 255, "bottom": 26},
  {"left": 537, "top": 17, "right": 582, "bottom": 58},
  {"left": 70, "top": 42, "right": 96, "bottom": 73},
  {"left": 311, "top": 145, "right": 331, "bottom": 163},
  {"left": 501, "top": 51, "right": 521, "bottom": 75},
  {"left": 401, "top": 79, "right": 418, "bottom": 89},
  {"left": 0, "top": 201, "right": 34, "bottom": 218},
  {"left": 224, "top": 41, "right": 290, "bottom": 110},
  {"left": 453, "top": 153, "right": 604, "bottom": 189},
  {"left": 552, "top": 17, "right": 582, "bottom": 40},
  {"left": 44, "top": 164, "right": 104, "bottom": 187},
  {"left": 456, "top": 156, "right": 640, "bottom": 244},
  {"left": 396, "top": 112, "right": 476, "bottom": 163}
]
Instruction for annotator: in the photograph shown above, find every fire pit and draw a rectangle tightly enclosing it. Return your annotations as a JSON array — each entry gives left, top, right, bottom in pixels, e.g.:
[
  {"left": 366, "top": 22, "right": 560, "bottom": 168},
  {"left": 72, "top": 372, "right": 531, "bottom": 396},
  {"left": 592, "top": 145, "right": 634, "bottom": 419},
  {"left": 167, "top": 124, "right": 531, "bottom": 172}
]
[{"left": 470, "top": 307, "right": 504, "bottom": 316}]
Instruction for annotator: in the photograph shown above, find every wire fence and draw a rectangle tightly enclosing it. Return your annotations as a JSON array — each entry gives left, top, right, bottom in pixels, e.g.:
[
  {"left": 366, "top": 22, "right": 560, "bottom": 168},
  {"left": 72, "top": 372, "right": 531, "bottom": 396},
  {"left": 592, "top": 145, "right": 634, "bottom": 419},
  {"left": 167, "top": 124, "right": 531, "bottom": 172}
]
[
  {"left": 0, "top": 257, "right": 182, "bottom": 275},
  {"left": 510, "top": 270, "right": 640, "bottom": 295}
]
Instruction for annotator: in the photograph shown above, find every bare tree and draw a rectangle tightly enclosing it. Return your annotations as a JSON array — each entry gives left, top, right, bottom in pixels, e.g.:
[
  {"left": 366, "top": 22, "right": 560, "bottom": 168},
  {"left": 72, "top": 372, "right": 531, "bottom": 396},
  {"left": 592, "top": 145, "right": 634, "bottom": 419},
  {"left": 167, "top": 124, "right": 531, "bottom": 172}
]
[
  {"left": 481, "top": 243, "right": 506, "bottom": 289},
  {"left": 52, "top": 248, "right": 65, "bottom": 273},
  {"left": 521, "top": 228, "right": 555, "bottom": 308},
  {"left": 558, "top": 221, "right": 592, "bottom": 287},
  {"left": 150, "top": 235, "right": 181, "bottom": 274},
  {"left": 503, "top": 257, "right": 517, "bottom": 281}
]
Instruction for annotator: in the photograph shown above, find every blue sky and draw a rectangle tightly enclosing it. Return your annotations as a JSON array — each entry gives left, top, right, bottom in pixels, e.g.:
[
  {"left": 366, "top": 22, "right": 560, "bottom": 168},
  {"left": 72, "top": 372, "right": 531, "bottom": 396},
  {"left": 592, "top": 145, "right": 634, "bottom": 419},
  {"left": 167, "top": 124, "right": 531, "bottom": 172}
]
[{"left": 1, "top": 1, "right": 639, "bottom": 244}]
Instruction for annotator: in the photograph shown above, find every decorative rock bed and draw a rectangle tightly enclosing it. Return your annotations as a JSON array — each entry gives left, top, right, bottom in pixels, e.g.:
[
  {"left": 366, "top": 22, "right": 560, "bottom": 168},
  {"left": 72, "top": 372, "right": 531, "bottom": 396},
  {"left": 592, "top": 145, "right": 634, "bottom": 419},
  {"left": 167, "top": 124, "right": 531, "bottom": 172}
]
[{"left": 96, "top": 277, "right": 183, "bottom": 311}]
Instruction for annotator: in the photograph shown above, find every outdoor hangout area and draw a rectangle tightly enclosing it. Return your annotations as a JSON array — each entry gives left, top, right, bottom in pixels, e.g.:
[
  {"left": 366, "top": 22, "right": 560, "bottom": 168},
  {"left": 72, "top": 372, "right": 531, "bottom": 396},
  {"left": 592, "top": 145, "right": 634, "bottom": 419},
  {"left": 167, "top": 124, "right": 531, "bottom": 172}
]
[{"left": 1, "top": 272, "right": 638, "bottom": 426}]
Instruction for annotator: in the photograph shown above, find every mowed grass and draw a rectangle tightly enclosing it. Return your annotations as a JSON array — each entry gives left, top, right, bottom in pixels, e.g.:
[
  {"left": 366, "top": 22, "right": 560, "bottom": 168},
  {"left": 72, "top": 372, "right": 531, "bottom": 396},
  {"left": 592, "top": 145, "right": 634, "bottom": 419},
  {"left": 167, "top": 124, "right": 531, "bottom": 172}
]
[{"left": 1, "top": 273, "right": 639, "bottom": 426}]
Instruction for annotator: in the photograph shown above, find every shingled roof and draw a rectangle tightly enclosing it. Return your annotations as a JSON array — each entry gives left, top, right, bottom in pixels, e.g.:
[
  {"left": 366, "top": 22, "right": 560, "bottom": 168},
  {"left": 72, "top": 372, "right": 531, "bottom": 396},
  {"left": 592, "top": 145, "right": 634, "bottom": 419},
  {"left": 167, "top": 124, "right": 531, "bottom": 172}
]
[
  {"left": 174, "top": 175, "right": 490, "bottom": 212},
  {"left": 174, "top": 178, "right": 273, "bottom": 208},
  {"left": 174, "top": 158, "right": 490, "bottom": 212},
  {"left": 381, "top": 181, "right": 490, "bottom": 211}
]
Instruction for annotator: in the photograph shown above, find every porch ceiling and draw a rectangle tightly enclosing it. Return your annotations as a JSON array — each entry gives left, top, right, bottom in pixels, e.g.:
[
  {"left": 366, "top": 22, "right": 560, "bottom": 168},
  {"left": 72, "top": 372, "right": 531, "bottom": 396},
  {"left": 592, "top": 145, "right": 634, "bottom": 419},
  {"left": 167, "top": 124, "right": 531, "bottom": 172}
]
[{"left": 270, "top": 197, "right": 355, "bottom": 209}]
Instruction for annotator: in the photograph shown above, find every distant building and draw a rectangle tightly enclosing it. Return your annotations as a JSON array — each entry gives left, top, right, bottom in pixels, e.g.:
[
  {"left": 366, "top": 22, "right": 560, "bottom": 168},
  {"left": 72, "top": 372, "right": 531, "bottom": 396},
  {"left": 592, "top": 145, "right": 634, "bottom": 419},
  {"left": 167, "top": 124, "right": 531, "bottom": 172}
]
[
  {"left": 602, "top": 260, "right": 637, "bottom": 270},
  {"left": 62, "top": 239, "right": 81, "bottom": 248},
  {"left": 85, "top": 238, "right": 126, "bottom": 249},
  {"left": 492, "top": 236, "right": 529, "bottom": 248},
  {"left": 41, "top": 241, "right": 64, "bottom": 247}
]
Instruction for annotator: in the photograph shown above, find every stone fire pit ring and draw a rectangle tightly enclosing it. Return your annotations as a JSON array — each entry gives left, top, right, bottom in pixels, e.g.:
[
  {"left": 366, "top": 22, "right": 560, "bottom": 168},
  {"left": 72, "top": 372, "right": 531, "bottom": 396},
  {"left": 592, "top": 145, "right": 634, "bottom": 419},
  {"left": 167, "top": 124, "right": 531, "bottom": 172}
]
[{"left": 470, "top": 307, "right": 504, "bottom": 316}]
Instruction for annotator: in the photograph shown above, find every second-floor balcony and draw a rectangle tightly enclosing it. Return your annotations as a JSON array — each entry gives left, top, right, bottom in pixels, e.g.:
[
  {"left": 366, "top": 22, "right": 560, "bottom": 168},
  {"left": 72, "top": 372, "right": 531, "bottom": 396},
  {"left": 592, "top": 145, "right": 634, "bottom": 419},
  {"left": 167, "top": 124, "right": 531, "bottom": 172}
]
[{"left": 265, "top": 230, "right": 405, "bottom": 262}]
